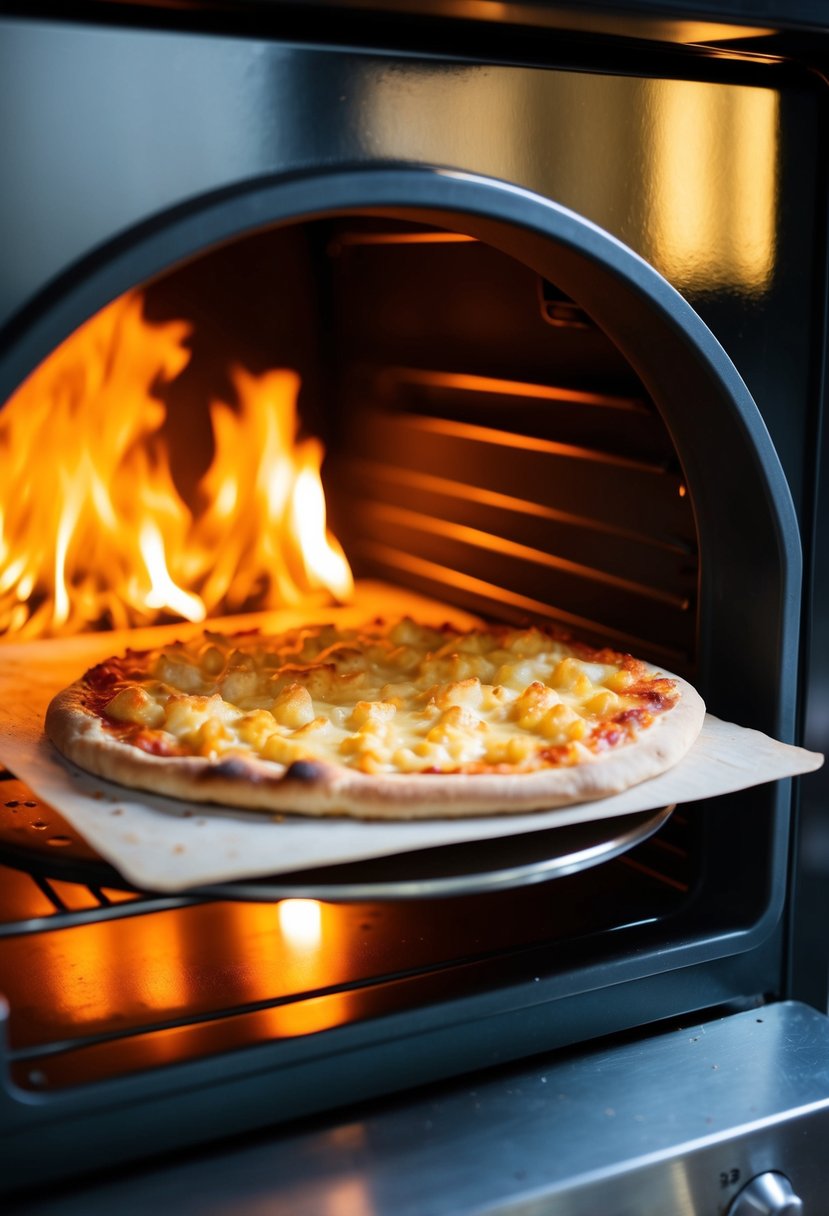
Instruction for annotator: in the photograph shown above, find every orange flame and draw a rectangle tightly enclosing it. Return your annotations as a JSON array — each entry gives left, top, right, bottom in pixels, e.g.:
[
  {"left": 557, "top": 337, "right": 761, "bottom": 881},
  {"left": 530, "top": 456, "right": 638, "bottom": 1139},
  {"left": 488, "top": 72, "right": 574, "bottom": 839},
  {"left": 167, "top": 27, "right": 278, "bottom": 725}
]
[{"left": 0, "top": 292, "right": 353, "bottom": 638}]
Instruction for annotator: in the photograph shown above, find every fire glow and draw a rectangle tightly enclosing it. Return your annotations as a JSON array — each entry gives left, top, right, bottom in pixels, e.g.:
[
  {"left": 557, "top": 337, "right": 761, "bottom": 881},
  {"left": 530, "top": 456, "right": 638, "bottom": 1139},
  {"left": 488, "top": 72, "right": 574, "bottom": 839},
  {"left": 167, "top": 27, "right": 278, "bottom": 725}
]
[{"left": 0, "top": 292, "right": 353, "bottom": 638}]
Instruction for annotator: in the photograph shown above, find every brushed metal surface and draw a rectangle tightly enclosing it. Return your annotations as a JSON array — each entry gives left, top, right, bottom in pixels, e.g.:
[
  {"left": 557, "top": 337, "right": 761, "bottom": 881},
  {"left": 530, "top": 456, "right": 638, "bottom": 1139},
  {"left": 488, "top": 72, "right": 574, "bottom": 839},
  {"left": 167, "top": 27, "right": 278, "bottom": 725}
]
[
  {"left": 0, "top": 21, "right": 788, "bottom": 333},
  {"left": 18, "top": 1001, "right": 829, "bottom": 1215}
]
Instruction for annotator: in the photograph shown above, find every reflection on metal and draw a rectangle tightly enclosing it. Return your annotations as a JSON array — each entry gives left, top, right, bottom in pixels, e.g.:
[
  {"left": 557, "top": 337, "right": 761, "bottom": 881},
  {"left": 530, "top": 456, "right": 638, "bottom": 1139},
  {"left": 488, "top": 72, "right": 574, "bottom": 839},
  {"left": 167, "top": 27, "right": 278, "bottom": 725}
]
[
  {"left": 368, "top": 501, "right": 690, "bottom": 608},
  {"left": 262, "top": 990, "right": 357, "bottom": 1039},
  {"left": 278, "top": 898, "right": 324, "bottom": 951},
  {"left": 647, "top": 83, "right": 779, "bottom": 294},
  {"left": 321, "top": 1176, "right": 375, "bottom": 1216},
  {"left": 10, "top": 906, "right": 194, "bottom": 1031},
  {"left": 358, "top": 542, "right": 689, "bottom": 666},
  {"left": 333, "top": 231, "right": 476, "bottom": 245},
  {"left": 389, "top": 414, "right": 663, "bottom": 471},
  {"left": 82, "top": 1003, "right": 829, "bottom": 1214},
  {"left": 390, "top": 368, "right": 644, "bottom": 412},
  {"left": 0, "top": 896, "right": 364, "bottom": 1050},
  {"left": 302, "top": 1, "right": 777, "bottom": 46},
  {"left": 359, "top": 63, "right": 535, "bottom": 186},
  {"left": 2, "top": 30, "right": 792, "bottom": 324},
  {"left": 354, "top": 460, "right": 688, "bottom": 553},
  {"left": 123, "top": 915, "right": 187, "bottom": 1014},
  {"left": 621, "top": 852, "right": 689, "bottom": 893},
  {"left": 357, "top": 63, "right": 780, "bottom": 297},
  {"left": 271, "top": 900, "right": 358, "bottom": 1034}
]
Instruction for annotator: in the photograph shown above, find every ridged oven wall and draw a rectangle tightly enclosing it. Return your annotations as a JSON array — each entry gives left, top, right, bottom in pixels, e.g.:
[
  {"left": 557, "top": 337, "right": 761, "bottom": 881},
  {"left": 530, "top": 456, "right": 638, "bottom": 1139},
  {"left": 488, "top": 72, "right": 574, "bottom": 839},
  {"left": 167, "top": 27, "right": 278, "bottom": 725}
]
[{"left": 326, "top": 220, "right": 698, "bottom": 673}]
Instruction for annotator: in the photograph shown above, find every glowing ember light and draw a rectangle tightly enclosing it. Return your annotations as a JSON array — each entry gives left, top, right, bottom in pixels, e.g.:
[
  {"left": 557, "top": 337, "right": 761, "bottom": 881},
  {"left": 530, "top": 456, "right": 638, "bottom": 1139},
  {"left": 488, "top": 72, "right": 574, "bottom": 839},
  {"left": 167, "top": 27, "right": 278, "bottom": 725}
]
[
  {"left": 277, "top": 899, "right": 323, "bottom": 951},
  {"left": 0, "top": 292, "right": 353, "bottom": 637}
]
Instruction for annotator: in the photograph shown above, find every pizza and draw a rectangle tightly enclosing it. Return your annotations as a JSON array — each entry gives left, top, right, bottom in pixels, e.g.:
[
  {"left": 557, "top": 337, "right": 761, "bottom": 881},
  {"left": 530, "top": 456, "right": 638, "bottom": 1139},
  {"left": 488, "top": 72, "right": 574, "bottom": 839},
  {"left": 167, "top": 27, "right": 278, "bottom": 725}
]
[{"left": 45, "top": 618, "right": 705, "bottom": 819}]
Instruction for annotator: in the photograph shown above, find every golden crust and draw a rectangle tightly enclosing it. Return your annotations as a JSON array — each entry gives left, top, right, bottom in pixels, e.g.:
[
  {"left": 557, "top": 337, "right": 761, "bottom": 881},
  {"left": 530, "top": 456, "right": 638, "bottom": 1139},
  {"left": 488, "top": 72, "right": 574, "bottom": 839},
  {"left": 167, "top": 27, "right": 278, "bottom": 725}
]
[{"left": 45, "top": 619, "right": 705, "bottom": 819}]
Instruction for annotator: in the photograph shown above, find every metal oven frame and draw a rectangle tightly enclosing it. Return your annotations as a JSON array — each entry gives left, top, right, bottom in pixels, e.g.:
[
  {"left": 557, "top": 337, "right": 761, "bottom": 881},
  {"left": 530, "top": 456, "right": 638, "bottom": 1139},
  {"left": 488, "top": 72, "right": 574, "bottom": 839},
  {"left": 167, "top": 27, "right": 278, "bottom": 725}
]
[{"left": 0, "top": 2, "right": 827, "bottom": 1208}]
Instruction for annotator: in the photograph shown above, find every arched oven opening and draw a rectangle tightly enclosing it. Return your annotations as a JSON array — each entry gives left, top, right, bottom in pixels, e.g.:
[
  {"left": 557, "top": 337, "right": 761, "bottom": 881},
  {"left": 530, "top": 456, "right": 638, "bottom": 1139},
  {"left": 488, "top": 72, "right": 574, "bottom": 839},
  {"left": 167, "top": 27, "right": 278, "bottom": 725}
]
[{"left": 0, "top": 171, "right": 802, "bottom": 1182}]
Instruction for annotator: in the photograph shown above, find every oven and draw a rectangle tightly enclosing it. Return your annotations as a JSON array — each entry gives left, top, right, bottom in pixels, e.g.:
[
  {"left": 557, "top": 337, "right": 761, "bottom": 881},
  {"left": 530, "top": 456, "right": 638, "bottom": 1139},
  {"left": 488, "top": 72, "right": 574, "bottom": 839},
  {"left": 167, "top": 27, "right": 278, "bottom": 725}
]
[{"left": 0, "top": 3, "right": 827, "bottom": 1212}]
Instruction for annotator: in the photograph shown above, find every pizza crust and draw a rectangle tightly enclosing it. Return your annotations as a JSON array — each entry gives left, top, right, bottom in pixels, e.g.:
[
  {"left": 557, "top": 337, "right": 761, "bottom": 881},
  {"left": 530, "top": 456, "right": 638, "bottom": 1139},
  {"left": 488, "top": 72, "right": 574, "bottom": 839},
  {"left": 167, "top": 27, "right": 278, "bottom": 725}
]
[{"left": 45, "top": 644, "right": 705, "bottom": 819}]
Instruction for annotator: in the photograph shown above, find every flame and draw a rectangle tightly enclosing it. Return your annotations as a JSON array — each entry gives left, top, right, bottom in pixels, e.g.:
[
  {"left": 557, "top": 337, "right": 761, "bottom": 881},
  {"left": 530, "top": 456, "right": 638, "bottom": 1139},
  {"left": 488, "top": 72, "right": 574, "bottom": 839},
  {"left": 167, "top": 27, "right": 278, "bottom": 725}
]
[{"left": 0, "top": 292, "right": 353, "bottom": 637}]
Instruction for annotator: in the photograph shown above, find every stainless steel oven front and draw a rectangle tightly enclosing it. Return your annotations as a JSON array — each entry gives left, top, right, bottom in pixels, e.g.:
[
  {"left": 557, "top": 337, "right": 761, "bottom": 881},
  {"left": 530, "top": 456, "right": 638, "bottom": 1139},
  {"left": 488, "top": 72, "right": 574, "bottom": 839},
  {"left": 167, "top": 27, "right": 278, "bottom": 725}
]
[{"left": 0, "top": 3, "right": 827, "bottom": 1212}]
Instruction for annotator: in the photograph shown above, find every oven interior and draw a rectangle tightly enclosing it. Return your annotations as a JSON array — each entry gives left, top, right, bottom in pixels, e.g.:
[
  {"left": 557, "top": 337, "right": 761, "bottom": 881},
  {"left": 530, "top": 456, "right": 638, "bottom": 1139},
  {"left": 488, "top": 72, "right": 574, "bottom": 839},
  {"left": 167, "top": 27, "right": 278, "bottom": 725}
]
[{"left": 0, "top": 204, "right": 796, "bottom": 1172}]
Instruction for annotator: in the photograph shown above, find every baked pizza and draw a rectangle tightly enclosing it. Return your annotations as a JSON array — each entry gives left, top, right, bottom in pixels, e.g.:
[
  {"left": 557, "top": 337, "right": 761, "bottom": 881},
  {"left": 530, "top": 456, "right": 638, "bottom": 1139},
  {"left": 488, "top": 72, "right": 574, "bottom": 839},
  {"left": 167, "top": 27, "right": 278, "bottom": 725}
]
[{"left": 45, "top": 618, "right": 705, "bottom": 818}]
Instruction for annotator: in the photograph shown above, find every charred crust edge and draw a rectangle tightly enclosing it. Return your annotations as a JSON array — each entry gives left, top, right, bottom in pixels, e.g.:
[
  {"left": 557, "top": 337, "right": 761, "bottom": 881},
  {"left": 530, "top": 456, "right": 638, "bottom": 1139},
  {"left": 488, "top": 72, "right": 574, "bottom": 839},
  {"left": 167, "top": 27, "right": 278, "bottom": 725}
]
[
  {"left": 202, "top": 757, "right": 263, "bottom": 784},
  {"left": 284, "top": 759, "right": 328, "bottom": 783}
]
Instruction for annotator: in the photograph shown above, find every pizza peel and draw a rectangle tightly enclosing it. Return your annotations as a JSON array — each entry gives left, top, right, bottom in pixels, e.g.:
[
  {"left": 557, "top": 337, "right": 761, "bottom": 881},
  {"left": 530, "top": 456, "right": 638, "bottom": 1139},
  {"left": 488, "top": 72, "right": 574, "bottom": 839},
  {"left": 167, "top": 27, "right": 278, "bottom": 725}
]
[
  {"left": 0, "top": 585, "right": 821, "bottom": 895},
  {"left": 0, "top": 775, "right": 675, "bottom": 900}
]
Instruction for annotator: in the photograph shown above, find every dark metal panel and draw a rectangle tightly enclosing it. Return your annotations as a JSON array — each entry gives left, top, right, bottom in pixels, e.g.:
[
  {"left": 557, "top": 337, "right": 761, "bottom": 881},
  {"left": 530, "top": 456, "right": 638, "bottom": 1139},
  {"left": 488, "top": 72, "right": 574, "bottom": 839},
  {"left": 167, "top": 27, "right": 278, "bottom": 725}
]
[
  {"left": 0, "top": 23, "right": 805, "bottom": 375},
  {"left": 356, "top": 414, "right": 688, "bottom": 538},
  {"left": 351, "top": 497, "right": 692, "bottom": 650},
  {"left": 349, "top": 461, "right": 693, "bottom": 591}
]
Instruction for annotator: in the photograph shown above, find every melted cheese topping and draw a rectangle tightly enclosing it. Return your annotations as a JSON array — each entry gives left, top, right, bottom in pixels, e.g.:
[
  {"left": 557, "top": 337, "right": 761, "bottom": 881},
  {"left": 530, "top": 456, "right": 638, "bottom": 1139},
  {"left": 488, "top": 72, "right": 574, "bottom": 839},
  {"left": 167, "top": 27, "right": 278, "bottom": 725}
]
[{"left": 93, "top": 619, "right": 679, "bottom": 774}]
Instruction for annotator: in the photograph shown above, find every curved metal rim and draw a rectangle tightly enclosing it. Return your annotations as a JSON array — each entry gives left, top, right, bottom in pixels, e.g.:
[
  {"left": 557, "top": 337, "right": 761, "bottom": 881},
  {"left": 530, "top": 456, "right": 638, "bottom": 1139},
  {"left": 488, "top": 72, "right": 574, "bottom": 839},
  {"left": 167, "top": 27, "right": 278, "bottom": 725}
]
[
  {"left": 188, "top": 806, "right": 676, "bottom": 902},
  {"left": 0, "top": 800, "right": 674, "bottom": 902}
]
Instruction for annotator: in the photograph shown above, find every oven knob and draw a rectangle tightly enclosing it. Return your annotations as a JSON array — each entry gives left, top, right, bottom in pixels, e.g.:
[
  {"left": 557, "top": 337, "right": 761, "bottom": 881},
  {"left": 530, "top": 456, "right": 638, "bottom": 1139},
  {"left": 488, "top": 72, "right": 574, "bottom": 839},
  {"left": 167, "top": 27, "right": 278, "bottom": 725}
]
[{"left": 727, "top": 1172, "right": 804, "bottom": 1215}]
